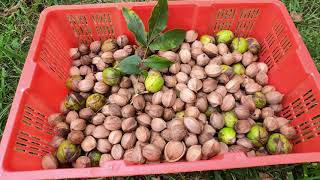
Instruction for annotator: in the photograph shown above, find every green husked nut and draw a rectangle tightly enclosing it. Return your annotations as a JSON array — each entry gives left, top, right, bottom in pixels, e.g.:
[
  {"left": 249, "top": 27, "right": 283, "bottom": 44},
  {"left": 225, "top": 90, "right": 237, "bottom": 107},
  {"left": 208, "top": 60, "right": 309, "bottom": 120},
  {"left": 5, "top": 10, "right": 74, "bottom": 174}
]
[
  {"left": 220, "top": 65, "right": 234, "bottom": 77},
  {"left": 101, "top": 39, "right": 118, "bottom": 52},
  {"left": 65, "top": 75, "right": 82, "bottom": 90},
  {"left": 102, "top": 67, "right": 122, "bottom": 86},
  {"left": 88, "top": 150, "right": 102, "bottom": 167},
  {"left": 222, "top": 111, "right": 238, "bottom": 128},
  {"left": 144, "top": 71, "right": 164, "bottom": 93},
  {"left": 175, "top": 111, "right": 185, "bottom": 119},
  {"left": 232, "top": 63, "right": 245, "bottom": 75},
  {"left": 246, "top": 37, "right": 260, "bottom": 54},
  {"left": 216, "top": 30, "right": 235, "bottom": 44},
  {"left": 64, "top": 92, "right": 85, "bottom": 111},
  {"left": 56, "top": 140, "right": 81, "bottom": 163},
  {"left": 231, "top": 37, "right": 249, "bottom": 54},
  {"left": 218, "top": 127, "right": 236, "bottom": 145},
  {"left": 253, "top": 92, "right": 267, "bottom": 109},
  {"left": 200, "top": 35, "right": 215, "bottom": 45},
  {"left": 267, "top": 133, "right": 293, "bottom": 154},
  {"left": 247, "top": 124, "right": 269, "bottom": 148},
  {"left": 86, "top": 93, "right": 106, "bottom": 112}
]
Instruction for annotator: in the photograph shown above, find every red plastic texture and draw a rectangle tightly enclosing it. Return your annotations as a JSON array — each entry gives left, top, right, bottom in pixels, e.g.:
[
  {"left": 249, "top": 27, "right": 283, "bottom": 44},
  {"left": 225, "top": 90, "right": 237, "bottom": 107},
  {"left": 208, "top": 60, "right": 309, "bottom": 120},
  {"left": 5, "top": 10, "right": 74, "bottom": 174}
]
[{"left": 1, "top": 0, "right": 320, "bottom": 179}]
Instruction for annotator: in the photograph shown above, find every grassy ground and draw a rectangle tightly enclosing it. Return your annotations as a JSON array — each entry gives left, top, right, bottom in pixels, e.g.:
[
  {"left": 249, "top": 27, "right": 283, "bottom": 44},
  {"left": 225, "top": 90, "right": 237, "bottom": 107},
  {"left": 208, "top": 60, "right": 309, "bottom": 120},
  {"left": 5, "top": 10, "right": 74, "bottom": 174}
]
[{"left": 0, "top": 0, "right": 320, "bottom": 179}]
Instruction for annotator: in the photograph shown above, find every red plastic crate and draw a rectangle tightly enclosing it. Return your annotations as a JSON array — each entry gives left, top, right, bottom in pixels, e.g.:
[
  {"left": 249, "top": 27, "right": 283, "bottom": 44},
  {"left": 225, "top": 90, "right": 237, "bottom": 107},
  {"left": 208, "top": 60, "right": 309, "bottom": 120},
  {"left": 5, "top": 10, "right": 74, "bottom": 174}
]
[{"left": 1, "top": 0, "right": 320, "bottom": 179}]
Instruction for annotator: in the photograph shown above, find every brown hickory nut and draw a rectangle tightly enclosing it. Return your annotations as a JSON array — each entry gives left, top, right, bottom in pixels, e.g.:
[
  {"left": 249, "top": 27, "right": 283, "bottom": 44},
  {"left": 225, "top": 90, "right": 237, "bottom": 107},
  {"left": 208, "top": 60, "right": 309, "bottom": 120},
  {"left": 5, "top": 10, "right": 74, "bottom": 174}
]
[
  {"left": 121, "top": 105, "right": 136, "bottom": 118},
  {"left": 151, "top": 135, "right": 166, "bottom": 151},
  {"left": 190, "top": 66, "right": 206, "bottom": 80},
  {"left": 192, "top": 40, "right": 203, "bottom": 49},
  {"left": 280, "top": 124, "right": 297, "bottom": 140},
  {"left": 196, "top": 53, "right": 210, "bottom": 66},
  {"left": 270, "top": 104, "right": 283, "bottom": 113},
  {"left": 94, "top": 81, "right": 109, "bottom": 94},
  {"left": 48, "top": 113, "right": 65, "bottom": 126},
  {"left": 257, "top": 62, "right": 268, "bottom": 73},
  {"left": 241, "top": 95, "right": 256, "bottom": 112},
  {"left": 237, "top": 138, "right": 253, "bottom": 149},
  {"left": 161, "top": 129, "right": 172, "bottom": 142},
  {"left": 262, "top": 85, "right": 276, "bottom": 94},
  {"left": 176, "top": 72, "right": 189, "bottom": 84},
  {"left": 70, "top": 48, "right": 80, "bottom": 60},
  {"left": 162, "top": 89, "right": 177, "bottom": 108},
  {"left": 187, "top": 78, "right": 202, "bottom": 92},
  {"left": 97, "top": 139, "right": 112, "bottom": 153},
  {"left": 185, "top": 106, "right": 200, "bottom": 118},
  {"left": 92, "top": 113, "right": 105, "bottom": 125},
  {"left": 136, "top": 113, "right": 152, "bottom": 127},
  {"left": 205, "top": 64, "right": 221, "bottom": 78},
  {"left": 54, "top": 122, "right": 70, "bottom": 138},
  {"left": 163, "top": 108, "right": 175, "bottom": 121},
  {"left": 169, "top": 123, "right": 187, "bottom": 141},
  {"left": 50, "top": 136, "right": 65, "bottom": 149},
  {"left": 99, "top": 154, "right": 114, "bottom": 167},
  {"left": 142, "top": 144, "right": 162, "bottom": 161},
  {"left": 215, "top": 85, "right": 227, "bottom": 97},
  {"left": 265, "top": 91, "right": 284, "bottom": 105},
  {"left": 184, "top": 133, "right": 198, "bottom": 147},
  {"left": 242, "top": 51, "right": 254, "bottom": 66},
  {"left": 186, "top": 145, "right": 202, "bottom": 162},
  {"left": 104, "top": 116, "right": 122, "bottom": 131},
  {"left": 251, "top": 108, "right": 261, "bottom": 120},
  {"left": 276, "top": 117, "right": 289, "bottom": 128},
  {"left": 185, "top": 30, "right": 198, "bottom": 43},
  {"left": 152, "top": 91, "right": 163, "bottom": 105},
  {"left": 180, "top": 88, "right": 196, "bottom": 104},
  {"left": 122, "top": 117, "right": 138, "bottom": 132},
  {"left": 121, "top": 132, "right": 137, "bottom": 150},
  {"left": 207, "top": 91, "right": 223, "bottom": 107},
  {"left": 65, "top": 111, "right": 78, "bottom": 124},
  {"left": 220, "top": 94, "right": 236, "bottom": 112},
  {"left": 108, "top": 130, "right": 123, "bottom": 145},
  {"left": 81, "top": 136, "right": 97, "bottom": 152},
  {"left": 203, "top": 43, "right": 218, "bottom": 58},
  {"left": 184, "top": 117, "right": 202, "bottom": 134},
  {"left": 256, "top": 72, "right": 268, "bottom": 86},
  {"left": 70, "top": 118, "right": 86, "bottom": 131},
  {"left": 210, "top": 112, "right": 224, "bottom": 130},
  {"left": 263, "top": 117, "right": 279, "bottom": 132},
  {"left": 245, "top": 63, "right": 259, "bottom": 78},
  {"left": 217, "top": 43, "right": 229, "bottom": 55},
  {"left": 145, "top": 104, "right": 164, "bottom": 118},
  {"left": 111, "top": 144, "right": 124, "bottom": 160},
  {"left": 195, "top": 97, "right": 208, "bottom": 113},
  {"left": 151, "top": 118, "right": 167, "bottom": 132},
  {"left": 42, "top": 154, "right": 59, "bottom": 169},
  {"left": 202, "top": 139, "right": 221, "bottom": 160},
  {"left": 181, "top": 42, "right": 191, "bottom": 50},
  {"left": 202, "top": 78, "right": 218, "bottom": 93},
  {"left": 92, "top": 125, "right": 110, "bottom": 139},
  {"left": 74, "top": 156, "right": 91, "bottom": 168},
  {"left": 124, "top": 145, "right": 145, "bottom": 165},
  {"left": 67, "top": 131, "right": 84, "bottom": 144},
  {"left": 164, "top": 141, "right": 186, "bottom": 162},
  {"left": 109, "top": 93, "right": 129, "bottom": 107},
  {"left": 79, "top": 107, "right": 95, "bottom": 120},
  {"left": 222, "top": 53, "right": 235, "bottom": 65},
  {"left": 164, "top": 75, "right": 177, "bottom": 88},
  {"left": 234, "top": 105, "right": 251, "bottom": 120},
  {"left": 235, "top": 120, "right": 252, "bottom": 134},
  {"left": 102, "top": 104, "right": 121, "bottom": 117},
  {"left": 135, "top": 126, "right": 151, "bottom": 143},
  {"left": 85, "top": 124, "right": 95, "bottom": 136},
  {"left": 261, "top": 107, "right": 274, "bottom": 119},
  {"left": 132, "top": 95, "right": 145, "bottom": 111},
  {"left": 180, "top": 64, "right": 192, "bottom": 74},
  {"left": 169, "top": 62, "right": 181, "bottom": 74}
]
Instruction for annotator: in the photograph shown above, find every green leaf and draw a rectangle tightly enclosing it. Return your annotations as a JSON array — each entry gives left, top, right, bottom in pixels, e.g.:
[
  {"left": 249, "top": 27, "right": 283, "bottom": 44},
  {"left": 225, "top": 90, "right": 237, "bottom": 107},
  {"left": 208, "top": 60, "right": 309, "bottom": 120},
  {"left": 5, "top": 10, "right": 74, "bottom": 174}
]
[
  {"left": 140, "top": 70, "right": 148, "bottom": 78},
  {"left": 122, "top": 8, "right": 147, "bottom": 47},
  {"left": 149, "top": 29, "right": 186, "bottom": 51},
  {"left": 143, "top": 55, "right": 174, "bottom": 70},
  {"left": 147, "top": 0, "right": 168, "bottom": 44},
  {"left": 118, "top": 55, "right": 142, "bottom": 75}
]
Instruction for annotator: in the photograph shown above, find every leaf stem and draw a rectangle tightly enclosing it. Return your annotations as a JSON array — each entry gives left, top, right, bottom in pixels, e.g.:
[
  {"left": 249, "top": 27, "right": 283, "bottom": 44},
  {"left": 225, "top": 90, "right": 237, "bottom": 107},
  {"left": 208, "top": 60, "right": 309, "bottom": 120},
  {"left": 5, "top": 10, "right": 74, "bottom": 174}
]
[{"left": 143, "top": 46, "right": 149, "bottom": 60}]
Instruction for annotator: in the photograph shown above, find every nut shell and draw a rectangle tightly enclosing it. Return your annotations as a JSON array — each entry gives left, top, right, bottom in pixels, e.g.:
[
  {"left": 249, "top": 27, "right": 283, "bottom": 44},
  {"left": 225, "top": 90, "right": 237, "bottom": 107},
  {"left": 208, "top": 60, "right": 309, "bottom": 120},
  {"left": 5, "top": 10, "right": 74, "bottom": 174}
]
[{"left": 164, "top": 141, "right": 186, "bottom": 162}]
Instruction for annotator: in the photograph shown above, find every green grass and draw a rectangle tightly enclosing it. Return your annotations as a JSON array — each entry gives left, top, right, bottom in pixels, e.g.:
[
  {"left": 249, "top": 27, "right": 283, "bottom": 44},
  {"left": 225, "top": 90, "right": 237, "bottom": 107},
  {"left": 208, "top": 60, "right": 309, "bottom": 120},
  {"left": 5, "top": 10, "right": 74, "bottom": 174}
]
[{"left": 0, "top": 0, "right": 320, "bottom": 179}]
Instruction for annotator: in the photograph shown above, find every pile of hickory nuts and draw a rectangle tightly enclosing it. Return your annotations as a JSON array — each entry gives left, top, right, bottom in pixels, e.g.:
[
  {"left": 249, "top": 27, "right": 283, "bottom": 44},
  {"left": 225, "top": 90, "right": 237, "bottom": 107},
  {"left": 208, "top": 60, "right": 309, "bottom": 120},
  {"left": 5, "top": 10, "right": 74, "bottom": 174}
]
[{"left": 42, "top": 29, "right": 297, "bottom": 169}]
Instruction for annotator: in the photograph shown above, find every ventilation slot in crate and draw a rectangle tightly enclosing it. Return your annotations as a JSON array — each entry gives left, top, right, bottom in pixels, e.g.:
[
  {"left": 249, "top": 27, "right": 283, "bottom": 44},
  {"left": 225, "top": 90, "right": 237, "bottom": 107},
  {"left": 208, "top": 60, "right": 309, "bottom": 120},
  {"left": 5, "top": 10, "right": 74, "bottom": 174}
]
[
  {"left": 39, "top": 28, "right": 69, "bottom": 80},
  {"left": 213, "top": 8, "right": 236, "bottom": 32},
  {"left": 293, "top": 114, "right": 320, "bottom": 145},
  {"left": 259, "top": 21, "right": 293, "bottom": 71},
  {"left": 92, "top": 13, "right": 115, "bottom": 41},
  {"left": 67, "top": 14, "right": 94, "bottom": 44},
  {"left": 21, "top": 105, "right": 53, "bottom": 136},
  {"left": 280, "top": 89, "right": 318, "bottom": 121},
  {"left": 14, "top": 131, "right": 53, "bottom": 157},
  {"left": 235, "top": 8, "right": 260, "bottom": 37}
]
